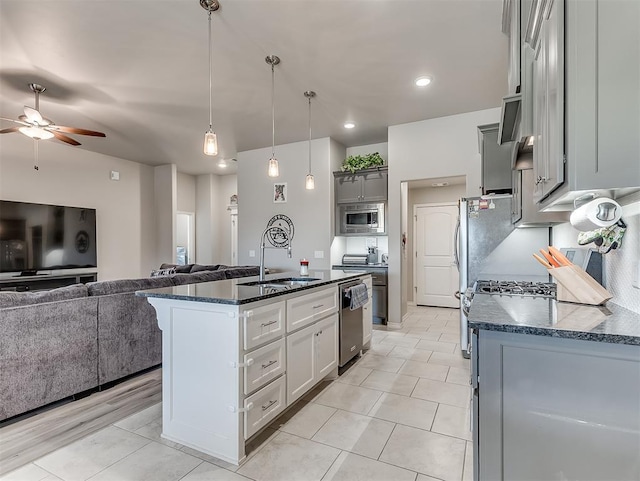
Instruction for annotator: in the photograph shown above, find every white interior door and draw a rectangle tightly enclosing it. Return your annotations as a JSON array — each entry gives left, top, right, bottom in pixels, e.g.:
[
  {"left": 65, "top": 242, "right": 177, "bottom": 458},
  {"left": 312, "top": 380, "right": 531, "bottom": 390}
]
[{"left": 414, "top": 203, "right": 459, "bottom": 308}]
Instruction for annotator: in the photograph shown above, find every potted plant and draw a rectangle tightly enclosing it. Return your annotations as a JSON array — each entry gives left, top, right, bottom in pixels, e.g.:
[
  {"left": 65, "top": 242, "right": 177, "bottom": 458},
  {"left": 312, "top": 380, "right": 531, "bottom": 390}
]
[{"left": 341, "top": 152, "right": 385, "bottom": 173}]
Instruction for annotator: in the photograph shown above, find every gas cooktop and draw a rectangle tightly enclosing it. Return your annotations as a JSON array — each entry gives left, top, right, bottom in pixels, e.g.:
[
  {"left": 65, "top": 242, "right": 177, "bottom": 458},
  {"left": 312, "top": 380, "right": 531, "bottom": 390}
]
[{"left": 474, "top": 280, "right": 557, "bottom": 299}]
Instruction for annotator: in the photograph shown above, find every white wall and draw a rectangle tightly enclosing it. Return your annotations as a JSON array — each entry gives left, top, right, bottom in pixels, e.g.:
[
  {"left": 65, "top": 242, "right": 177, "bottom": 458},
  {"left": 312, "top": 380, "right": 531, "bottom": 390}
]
[
  {"left": 0, "top": 136, "right": 157, "bottom": 280},
  {"left": 195, "top": 173, "right": 237, "bottom": 265},
  {"left": 154, "top": 164, "right": 177, "bottom": 266},
  {"left": 177, "top": 172, "right": 196, "bottom": 213},
  {"left": 388, "top": 108, "right": 501, "bottom": 325},
  {"left": 345, "top": 142, "right": 389, "bottom": 163},
  {"left": 238, "top": 137, "right": 345, "bottom": 272},
  {"left": 552, "top": 199, "right": 640, "bottom": 314}
]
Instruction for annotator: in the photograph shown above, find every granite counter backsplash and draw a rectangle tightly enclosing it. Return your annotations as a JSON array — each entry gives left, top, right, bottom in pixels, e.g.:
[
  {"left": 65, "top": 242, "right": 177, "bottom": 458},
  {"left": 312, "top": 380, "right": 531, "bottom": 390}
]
[{"left": 468, "top": 294, "right": 640, "bottom": 346}]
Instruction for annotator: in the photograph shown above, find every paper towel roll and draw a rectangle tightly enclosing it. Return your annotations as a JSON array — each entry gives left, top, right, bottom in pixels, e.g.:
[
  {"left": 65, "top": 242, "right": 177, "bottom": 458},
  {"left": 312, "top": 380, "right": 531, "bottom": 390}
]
[{"left": 570, "top": 198, "right": 622, "bottom": 231}]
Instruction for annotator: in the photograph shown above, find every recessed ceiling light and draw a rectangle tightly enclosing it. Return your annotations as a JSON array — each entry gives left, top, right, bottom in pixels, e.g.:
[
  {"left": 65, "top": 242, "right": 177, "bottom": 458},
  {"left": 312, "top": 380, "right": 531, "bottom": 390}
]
[
  {"left": 344, "top": 122, "right": 355, "bottom": 129},
  {"left": 415, "top": 76, "right": 432, "bottom": 87}
]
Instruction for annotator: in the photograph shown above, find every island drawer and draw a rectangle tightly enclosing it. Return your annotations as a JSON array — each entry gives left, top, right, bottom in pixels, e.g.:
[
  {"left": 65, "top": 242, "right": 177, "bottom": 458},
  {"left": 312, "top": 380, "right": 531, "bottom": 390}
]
[
  {"left": 286, "top": 286, "right": 338, "bottom": 333},
  {"left": 244, "top": 375, "right": 286, "bottom": 439},
  {"left": 243, "top": 338, "right": 286, "bottom": 395},
  {"left": 243, "top": 301, "right": 286, "bottom": 350}
]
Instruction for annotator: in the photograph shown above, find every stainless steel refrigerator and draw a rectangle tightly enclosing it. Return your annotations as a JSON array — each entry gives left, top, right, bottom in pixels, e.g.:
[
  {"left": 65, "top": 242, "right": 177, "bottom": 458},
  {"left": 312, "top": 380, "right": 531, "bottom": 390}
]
[{"left": 455, "top": 195, "right": 550, "bottom": 357}]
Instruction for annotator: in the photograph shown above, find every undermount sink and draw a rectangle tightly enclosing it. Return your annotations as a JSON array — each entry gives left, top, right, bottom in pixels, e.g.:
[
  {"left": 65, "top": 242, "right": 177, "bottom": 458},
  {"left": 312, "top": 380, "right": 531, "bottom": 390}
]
[{"left": 239, "top": 277, "right": 321, "bottom": 289}]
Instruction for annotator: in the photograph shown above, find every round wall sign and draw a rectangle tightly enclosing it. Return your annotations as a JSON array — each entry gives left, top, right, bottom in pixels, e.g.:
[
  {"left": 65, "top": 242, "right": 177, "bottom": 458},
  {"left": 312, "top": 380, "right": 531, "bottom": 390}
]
[{"left": 266, "top": 214, "right": 294, "bottom": 248}]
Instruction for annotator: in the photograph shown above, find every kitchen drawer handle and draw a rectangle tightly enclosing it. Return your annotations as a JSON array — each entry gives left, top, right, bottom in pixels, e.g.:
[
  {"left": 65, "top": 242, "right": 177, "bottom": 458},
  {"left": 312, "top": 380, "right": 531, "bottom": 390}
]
[
  {"left": 312, "top": 304, "right": 324, "bottom": 309},
  {"left": 262, "top": 400, "right": 277, "bottom": 411},
  {"left": 262, "top": 360, "right": 277, "bottom": 369},
  {"left": 261, "top": 320, "right": 278, "bottom": 327}
]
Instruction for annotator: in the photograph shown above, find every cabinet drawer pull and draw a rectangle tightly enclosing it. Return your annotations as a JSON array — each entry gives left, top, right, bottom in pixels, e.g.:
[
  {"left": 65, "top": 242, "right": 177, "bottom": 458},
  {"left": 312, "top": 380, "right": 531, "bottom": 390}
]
[
  {"left": 312, "top": 304, "right": 324, "bottom": 309},
  {"left": 261, "top": 320, "right": 278, "bottom": 327},
  {"left": 262, "top": 399, "right": 277, "bottom": 411},
  {"left": 261, "top": 360, "right": 277, "bottom": 369}
]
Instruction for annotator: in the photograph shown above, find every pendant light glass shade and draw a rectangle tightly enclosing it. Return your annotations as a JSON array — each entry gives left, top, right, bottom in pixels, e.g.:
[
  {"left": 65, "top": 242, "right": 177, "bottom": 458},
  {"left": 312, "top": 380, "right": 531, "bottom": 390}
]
[
  {"left": 268, "top": 157, "right": 279, "bottom": 177},
  {"left": 204, "top": 130, "right": 218, "bottom": 155},
  {"left": 202, "top": 2, "right": 219, "bottom": 157},
  {"left": 266, "top": 55, "right": 280, "bottom": 177},
  {"left": 304, "top": 90, "right": 316, "bottom": 190},
  {"left": 305, "top": 173, "right": 315, "bottom": 190}
]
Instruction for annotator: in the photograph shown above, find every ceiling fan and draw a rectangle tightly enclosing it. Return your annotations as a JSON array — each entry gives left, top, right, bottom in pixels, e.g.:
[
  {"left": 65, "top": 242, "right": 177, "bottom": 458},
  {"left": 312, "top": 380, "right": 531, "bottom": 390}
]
[{"left": 0, "top": 83, "right": 106, "bottom": 146}]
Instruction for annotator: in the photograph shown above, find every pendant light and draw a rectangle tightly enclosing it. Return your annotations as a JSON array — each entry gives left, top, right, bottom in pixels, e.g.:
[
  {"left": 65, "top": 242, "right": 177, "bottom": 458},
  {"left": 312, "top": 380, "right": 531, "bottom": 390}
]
[
  {"left": 304, "top": 91, "right": 316, "bottom": 190},
  {"left": 202, "top": 0, "right": 220, "bottom": 156},
  {"left": 265, "top": 55, "right": 281, "bottom": 177}
]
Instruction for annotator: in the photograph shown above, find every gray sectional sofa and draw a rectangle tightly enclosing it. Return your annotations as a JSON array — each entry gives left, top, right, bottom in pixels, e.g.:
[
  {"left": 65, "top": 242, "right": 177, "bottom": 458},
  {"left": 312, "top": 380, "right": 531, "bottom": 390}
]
[{"left": 0, "top": 264, "right": 259, "bottom": 421}]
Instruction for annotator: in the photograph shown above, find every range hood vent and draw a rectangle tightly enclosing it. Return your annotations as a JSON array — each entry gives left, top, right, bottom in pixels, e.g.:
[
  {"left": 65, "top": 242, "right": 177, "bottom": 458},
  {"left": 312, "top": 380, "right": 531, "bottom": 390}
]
[{"left": 497, "top": 93, "right": 522, "bottom": 145}]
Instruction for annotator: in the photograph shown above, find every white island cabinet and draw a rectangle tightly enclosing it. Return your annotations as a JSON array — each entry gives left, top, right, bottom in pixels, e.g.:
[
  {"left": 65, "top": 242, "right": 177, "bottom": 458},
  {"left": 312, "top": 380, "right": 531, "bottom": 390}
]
[{"left": 144, "top": 275, "right": 366, "bottom": 465}]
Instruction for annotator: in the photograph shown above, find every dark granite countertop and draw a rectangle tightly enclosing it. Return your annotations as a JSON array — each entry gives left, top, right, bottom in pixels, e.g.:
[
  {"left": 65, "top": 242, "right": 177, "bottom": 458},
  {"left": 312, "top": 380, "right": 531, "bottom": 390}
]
[
  {"left": 468, "top": 294, "right": 640, "bottom": 346},
  {"left": 136, "top": 270, "right": 369, "bottom": 305}
]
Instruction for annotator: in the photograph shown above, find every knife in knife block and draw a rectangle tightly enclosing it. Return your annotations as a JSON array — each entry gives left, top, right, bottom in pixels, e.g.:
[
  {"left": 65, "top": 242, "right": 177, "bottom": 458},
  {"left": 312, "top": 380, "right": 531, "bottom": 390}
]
[{"left": 548, "top": 265, "right": 612, "bottom": 305}]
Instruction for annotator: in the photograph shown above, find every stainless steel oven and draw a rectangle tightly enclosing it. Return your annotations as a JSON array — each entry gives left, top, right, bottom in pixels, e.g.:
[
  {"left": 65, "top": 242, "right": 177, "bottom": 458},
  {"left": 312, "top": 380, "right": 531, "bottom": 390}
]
[{"left": 337, "top": 203, "right": 385, "bottom": 235}]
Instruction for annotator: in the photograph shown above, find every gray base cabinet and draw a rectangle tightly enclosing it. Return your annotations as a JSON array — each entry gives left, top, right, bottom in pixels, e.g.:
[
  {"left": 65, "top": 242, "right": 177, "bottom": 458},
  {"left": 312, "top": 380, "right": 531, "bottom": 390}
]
[{"left": 472, "top": 329, "right": 640, "bottom": 481}]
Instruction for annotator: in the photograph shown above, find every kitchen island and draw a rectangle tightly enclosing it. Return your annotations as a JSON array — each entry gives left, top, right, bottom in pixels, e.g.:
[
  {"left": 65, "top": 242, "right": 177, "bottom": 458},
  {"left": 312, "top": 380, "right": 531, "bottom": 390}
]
[
  {"left": 468, "top": 296, "right": 640, "bottom": 481},
  {"left": 136, "top": 270, "right": 369, "bottom": 465}
]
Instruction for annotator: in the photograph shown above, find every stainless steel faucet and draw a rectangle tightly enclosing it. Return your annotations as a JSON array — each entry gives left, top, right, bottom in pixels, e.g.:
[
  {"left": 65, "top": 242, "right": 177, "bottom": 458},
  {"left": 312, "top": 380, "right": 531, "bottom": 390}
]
[{"left": 259, "top": 226, "right": 292, "bottom": 281}]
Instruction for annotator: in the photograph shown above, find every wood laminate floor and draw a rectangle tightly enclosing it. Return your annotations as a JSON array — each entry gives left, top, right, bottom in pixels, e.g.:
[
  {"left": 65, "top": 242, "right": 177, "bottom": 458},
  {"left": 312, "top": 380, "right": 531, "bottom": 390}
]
[{"left": 0, "top": 368, "right": 161, "bottom": 476}]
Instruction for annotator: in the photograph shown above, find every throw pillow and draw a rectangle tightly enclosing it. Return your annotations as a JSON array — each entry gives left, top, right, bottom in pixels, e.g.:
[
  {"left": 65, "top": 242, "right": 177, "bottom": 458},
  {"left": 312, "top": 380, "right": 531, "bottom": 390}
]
[{"left": 150, "top": 267, "right": 176, "bottom": 277}]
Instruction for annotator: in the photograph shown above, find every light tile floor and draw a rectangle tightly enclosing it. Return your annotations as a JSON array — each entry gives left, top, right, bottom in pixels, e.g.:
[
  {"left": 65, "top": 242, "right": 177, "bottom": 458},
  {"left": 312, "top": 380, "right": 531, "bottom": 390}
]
[{"left": 1, "top": 305, "right": 473, "bottom": 481}]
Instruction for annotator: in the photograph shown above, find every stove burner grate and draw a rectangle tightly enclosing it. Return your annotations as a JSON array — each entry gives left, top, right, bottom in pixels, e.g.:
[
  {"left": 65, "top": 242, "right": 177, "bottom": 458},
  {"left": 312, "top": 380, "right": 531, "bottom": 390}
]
[{"left": 475, "top": 280, "right": 557, "bottom": 298}]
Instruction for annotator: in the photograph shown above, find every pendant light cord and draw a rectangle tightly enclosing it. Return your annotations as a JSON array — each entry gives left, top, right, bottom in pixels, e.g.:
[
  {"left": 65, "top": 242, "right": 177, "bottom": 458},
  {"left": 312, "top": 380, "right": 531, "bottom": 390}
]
[
  {"left": 208, "top": 10, "right": 213, "bottom": 130},
  {"left": 271, "top": 63, "right": 275, "bottom": 158},
  {"left": 308, "top": 96, "right": 312, "bottom": 174}
]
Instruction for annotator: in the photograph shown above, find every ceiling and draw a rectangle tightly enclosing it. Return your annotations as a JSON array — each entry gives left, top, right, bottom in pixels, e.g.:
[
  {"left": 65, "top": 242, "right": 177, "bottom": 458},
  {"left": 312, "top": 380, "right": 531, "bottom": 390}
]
[{"left": 0, "top": 0, "right": 508, "bottom": 176}]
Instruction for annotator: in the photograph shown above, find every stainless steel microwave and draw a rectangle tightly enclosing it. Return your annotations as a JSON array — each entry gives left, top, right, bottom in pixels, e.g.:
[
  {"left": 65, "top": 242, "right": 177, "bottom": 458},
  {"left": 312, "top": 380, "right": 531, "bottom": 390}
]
[{"left": 337, "top": 203, "right": 386, "bottom": 235}]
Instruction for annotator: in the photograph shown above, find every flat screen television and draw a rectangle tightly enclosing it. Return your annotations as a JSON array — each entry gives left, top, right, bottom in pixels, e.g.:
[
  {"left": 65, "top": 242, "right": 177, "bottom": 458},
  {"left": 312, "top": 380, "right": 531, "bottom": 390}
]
[{"left": 0, "top": 200, "right": 97, "bottom": 275}]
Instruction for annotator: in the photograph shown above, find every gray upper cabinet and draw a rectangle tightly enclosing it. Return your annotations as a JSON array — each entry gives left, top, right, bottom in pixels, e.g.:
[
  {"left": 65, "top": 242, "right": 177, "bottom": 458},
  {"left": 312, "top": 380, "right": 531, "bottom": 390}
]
[
  {"left": 335, "top": 167, "right": 388, "bottom": 203},
  {"left": 503, "top": 0, "right": 521, "bottom": 95},
  {"left": 478, "top": 124, "right": 514, "bottom": 194},
  {"left": 532, "top": 0, "right": 564, "bottom": 203},
  {"left": 527, "top": 0, "right": 640, "bottom": 209}
]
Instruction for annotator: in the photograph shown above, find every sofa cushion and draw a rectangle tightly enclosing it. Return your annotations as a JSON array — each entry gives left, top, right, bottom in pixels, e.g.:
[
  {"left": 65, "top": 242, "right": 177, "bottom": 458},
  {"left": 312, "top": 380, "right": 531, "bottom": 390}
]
[
  {"left": 87, "top": 276, "right": 174, "bottom": 296},
  {"left": 160, "top": 263, "right": 193, "bottom": 273},
  {"left": 190, "top": 264, "right": 222, "bottom": 273},
  {"left": 222, "top": 266, "right": 260, "bottom": 279},
  {"left": 171, "top": 270, "right": 226, "bottom": 286},
  {"left": 0, "top": 283, "right": 89, "bottom": 309}
]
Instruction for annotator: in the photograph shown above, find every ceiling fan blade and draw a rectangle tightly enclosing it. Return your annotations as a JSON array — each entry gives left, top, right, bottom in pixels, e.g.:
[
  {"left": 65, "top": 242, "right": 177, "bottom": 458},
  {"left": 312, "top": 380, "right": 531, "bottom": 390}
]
[
  {"left": 51, "top": 130, "right": 81, "bottom": 146},
  {"left": 24, "top": 106, "right": 44, "bottom": 124},
  {"left": 0, "top": 127, "right": 21, "bottom": 134},
  {"left": 49, "top": 125, "right": 106, "bottom": 137},
  {"left": 0, "top": 116, "right": 30, "bottom": 126}
]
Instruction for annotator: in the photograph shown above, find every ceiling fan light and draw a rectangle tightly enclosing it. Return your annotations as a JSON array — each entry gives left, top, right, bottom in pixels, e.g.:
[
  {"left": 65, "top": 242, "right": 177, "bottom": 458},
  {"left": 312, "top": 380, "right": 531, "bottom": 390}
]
[
  {"left": 19, "top": 126, "right": 54, "bottom": 140},
  {"left": 305, "top": 173, "right": 315, "bottom": 190},
  {"left": 204, "top": 130, "right": 218, "bottom": 156},
  {"left": 268, "top": 157, "right": 279, "bottom": 177}
]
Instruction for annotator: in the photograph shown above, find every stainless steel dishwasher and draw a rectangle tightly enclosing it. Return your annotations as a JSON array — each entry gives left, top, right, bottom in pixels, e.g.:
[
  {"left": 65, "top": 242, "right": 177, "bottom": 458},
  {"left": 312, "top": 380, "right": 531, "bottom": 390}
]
[{"left": 338, "top": 280, "right": 364, "bottom": 367}]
